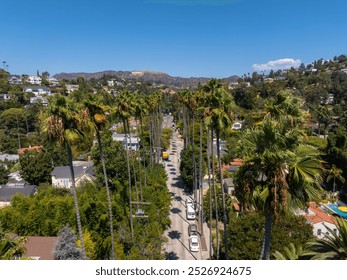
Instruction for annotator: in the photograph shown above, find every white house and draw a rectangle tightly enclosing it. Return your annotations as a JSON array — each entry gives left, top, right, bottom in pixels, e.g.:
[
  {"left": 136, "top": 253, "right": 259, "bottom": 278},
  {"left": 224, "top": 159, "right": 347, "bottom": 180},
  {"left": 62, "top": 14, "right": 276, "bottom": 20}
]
[
  {"left": 30, "top": 96, "right": 48, "bottom": 105},
  {"left": 47, "top": 77, "right": 59, "bottom": 86},
  {"left": 297, "top": 202, "right": 338, "bottom": 239},
  {"left": 112, "top": 133, "right": 140, "bottom": 151},
  {"left": 232, "top": 122, "right": 242, "bottom": 130},
  {"left": 27, "top": 76, "right": 42, "bottom": 85},
  {"left": 51, "top": 161, "right": 95, "bottom": 189},
  {"left": 8, "top": 75, "right": 22, "bottom": 84},
  {"left": 23, "top": 86, "right": 51, "bottom": 96}
]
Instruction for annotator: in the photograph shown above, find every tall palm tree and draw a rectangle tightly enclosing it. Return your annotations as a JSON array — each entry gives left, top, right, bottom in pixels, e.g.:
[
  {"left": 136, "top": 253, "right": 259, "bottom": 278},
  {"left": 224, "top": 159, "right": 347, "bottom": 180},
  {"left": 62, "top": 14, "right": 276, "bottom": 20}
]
[
  {"left": 114, "top": 90, "right": 135, "bottom": 238},
  {"left": 303, "top": 217, "right": 347, "bottom": 259},
  {"left": 81, "top": 92, "right": 116, "bottom": 259},
  {"left": 41, "top": 94, "right": 87, "bottom": 259},
  {"left": 326, "top": 164, "right": 345, "bottom": 196},
  {"left": 203, "top": 79, "right": 234, "bottom": 260},
  {"left": 234, "top": 91, "right": 324, "bottom": 260}
]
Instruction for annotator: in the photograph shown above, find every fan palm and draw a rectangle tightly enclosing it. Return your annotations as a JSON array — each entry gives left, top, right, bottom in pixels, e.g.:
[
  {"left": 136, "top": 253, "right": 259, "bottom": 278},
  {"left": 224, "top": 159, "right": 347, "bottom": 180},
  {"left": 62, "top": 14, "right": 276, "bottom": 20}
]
[
  {"left": 234, "top": 91, "right": 324, "bottom": 260},
  {"left": 41, "top": 94, "right": 87, "bottom": 259},
  {"left": 203, "top": 79, "right": 235, "bottom": 260},
  {"left": 81, "top": 92, "right": 116, "bottom": 259}
]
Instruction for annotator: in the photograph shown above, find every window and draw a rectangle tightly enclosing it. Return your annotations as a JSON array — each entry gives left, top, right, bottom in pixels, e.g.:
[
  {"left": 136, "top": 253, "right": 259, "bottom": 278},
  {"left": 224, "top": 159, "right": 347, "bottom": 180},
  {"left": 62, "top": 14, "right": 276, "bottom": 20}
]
[{"left": 317, "top": 229, "right": 321, "bottom": 235}]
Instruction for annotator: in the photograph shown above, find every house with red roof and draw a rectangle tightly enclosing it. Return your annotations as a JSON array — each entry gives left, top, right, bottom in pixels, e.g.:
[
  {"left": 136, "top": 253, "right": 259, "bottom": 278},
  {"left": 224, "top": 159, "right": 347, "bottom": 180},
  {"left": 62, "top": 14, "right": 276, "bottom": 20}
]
[{"left": 299, "top": 202, "right": 338, "bottom": 239}]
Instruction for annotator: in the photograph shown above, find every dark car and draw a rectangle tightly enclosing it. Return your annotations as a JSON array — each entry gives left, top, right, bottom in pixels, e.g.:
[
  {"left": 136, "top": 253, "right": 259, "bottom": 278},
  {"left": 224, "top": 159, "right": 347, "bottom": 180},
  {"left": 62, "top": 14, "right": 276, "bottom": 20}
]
[{"left": 188, "top": 223, "right": 197, "bottom": 236}]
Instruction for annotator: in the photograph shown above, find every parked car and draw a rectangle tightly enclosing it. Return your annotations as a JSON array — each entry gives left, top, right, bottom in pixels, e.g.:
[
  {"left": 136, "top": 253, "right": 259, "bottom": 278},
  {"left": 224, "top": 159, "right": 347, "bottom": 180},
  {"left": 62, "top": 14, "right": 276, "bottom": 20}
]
[
  {"left": 188, "top": 223, "right": 197, "bottom": 236},
  {"left": 189, "top": 235, "right": 200, "bottom": 252},
  {"left": 186, "top": 197, "right": 193, "bottom": 207}
]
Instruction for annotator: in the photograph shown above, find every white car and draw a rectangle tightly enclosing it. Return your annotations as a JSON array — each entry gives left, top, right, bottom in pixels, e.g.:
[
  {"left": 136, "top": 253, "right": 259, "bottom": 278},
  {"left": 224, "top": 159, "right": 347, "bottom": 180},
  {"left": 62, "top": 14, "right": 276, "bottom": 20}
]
[
  {"left": 186, "top": 197, "right": 193, "bottom": 207},
  {"left": 189, "top": 235, "right": 200, "bottom": 252}
]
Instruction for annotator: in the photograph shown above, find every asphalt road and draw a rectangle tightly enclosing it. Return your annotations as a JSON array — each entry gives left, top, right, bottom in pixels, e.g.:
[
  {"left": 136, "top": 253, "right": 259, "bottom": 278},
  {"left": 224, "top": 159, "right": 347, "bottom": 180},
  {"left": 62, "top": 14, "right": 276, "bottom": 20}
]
[{"left": 162, "top": 115, "right": 210, "bottom": 260}]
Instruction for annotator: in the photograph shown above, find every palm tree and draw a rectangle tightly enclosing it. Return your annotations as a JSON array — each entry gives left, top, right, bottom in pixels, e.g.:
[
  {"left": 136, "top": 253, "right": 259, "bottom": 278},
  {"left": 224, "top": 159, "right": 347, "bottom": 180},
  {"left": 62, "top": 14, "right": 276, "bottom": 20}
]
[
  {"left": 41, "top": 94, "right": 87, "bottom": 259},
  {"left": 81, "top": 93, "right": 116, "bottom": 259},
  {"left": 0, "top": 228, "right": 26, "bottom": 260},
  {"left": 203, "top": 79, "right": 234, "bottom": 260},
  {"left": 272, "top": 243, "right": 303, "bottom": 260},
  {"left": 326, "top": 164, "right": 345, "bottom": 197},
  {"left": 303, "top": 217, "right": 347, "bottom": 259},
  {"left": 234, "top": 91, "right": 324, "bottom": 260},
  {"left": 114, "top": 90, "right": 135, "bottom": 239}
]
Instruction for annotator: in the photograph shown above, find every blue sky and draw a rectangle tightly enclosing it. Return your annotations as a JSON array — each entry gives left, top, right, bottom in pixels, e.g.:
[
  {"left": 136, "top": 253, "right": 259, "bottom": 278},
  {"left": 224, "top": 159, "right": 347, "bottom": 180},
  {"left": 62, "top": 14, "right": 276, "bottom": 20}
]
[{"left": 1, "top": 0, "right": 347, "bottom": 78}]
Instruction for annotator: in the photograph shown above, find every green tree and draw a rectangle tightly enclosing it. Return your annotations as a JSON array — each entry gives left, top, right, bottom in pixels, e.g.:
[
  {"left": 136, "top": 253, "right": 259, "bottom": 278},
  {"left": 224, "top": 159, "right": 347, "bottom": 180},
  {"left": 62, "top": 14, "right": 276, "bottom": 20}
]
[
  {"left": 19, "top": 150, "right": 53, "bottom": 185},
  {"left": 326, "top": 164, "right": 345, "bottom": 195},
  {"left": 226, "top": 212, "right": 313, "bottom": 260},
  {"left": 41, "top": 94, "right": 88, "bottom": 258}
]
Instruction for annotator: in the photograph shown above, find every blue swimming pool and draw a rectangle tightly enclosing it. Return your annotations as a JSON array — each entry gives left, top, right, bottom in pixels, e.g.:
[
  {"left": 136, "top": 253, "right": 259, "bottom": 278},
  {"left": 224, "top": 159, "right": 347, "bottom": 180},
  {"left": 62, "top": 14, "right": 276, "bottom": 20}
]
[{"left": 326, "top": 204, "right": 347, "bottom": 219}]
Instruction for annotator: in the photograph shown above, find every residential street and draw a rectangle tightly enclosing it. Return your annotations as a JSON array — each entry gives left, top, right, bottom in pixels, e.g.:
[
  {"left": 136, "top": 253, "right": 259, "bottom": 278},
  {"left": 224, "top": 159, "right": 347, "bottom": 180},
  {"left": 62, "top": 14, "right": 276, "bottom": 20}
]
[{"left": 162, "top": 115, "right": 210, "bottom": 260}]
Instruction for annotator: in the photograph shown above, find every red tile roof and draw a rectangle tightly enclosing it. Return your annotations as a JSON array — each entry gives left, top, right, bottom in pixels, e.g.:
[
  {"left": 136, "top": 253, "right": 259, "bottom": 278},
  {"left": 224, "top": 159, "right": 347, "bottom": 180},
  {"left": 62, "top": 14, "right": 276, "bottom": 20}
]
[
  {"left": 18, "top": 145, "right": 43, "bottom": 155},
  {"left": 305, "top": 202, "right": 337, "bottom": 225}
]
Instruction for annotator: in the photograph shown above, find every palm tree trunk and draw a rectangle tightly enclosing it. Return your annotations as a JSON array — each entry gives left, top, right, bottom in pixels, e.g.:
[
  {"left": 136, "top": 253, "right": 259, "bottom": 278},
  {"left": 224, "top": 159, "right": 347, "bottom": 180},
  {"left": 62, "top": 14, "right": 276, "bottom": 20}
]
[
  {"left": 262, "top": 213, "right": 273, "bottom": 260},
  {"left": 199, "top": 120, "right": 204, "bottom": 237},
  {"left": 67, "top": 142, "right": 86, "bottom": 259},
  {"left": 123, "top": 119, "right": 134, "bottom": 239},
  {"left": 211, "top": 129, "right": 219, "bottom": 259},
  {"left": 96, "top": 130, "right": 115, "bottom": 260},
  {"left": 207, "top": 127, "right": 213, "bottom": 258},
  {"left": 216, "top": 129, "right": 228, "bottom": 260}
]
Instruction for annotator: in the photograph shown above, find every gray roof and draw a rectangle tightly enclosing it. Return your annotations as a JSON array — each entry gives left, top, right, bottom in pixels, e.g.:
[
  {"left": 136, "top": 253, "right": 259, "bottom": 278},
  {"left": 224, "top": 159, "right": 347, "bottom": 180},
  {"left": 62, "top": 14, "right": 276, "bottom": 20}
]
[
  {"left": 0, "top": 184, "right": 36, "bottom": 202},
  {"left": 51, "top": 165, "right": 95, "bottom": 179},
  {"left": 223, "top": 178, "right": 234, "bottom": 187}
]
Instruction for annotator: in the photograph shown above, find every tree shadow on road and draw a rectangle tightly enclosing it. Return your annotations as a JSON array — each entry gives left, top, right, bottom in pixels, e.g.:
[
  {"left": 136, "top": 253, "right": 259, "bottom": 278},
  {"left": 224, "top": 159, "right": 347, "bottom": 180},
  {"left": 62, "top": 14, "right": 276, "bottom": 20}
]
[
  {"left": 168, "top": 230, "right": 181, "bottom": 239},
  {"left": 171, "top": 207, "right": 182, "bottom": 214},
  {"left": 165, "top": 251, "right": 179, "bottom": 260}
]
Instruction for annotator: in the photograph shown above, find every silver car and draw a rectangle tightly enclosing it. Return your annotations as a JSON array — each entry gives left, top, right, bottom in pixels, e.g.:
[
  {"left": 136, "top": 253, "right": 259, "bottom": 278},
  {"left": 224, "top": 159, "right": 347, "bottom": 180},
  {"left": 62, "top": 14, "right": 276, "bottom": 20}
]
[{"left": 189, "top": 235, "right": 200, "bottom": 252}]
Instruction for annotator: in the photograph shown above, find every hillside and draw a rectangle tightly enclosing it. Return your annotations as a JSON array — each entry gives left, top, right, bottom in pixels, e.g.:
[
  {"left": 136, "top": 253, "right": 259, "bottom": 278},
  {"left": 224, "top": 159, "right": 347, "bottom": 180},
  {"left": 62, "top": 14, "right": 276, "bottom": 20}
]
[{"left": 53, "top": 70, "right": 239, "bottom": 89}]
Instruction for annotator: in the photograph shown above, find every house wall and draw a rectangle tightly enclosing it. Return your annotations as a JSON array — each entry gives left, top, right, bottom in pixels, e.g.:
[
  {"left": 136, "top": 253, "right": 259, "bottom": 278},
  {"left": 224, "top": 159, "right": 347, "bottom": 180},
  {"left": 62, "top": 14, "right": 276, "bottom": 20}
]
[
  {"left": 312, "top": 222, "right": 338, "bottom": 239},
  {"left": 52, "top": 176, "right": 72, "bottom": 189}
]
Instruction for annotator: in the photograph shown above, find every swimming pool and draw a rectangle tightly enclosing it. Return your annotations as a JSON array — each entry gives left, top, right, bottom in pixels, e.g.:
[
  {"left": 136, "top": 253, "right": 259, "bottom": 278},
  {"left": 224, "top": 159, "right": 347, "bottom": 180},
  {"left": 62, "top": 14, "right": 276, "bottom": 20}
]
[{"left": 325, "top": 204, "right": 347, "bottom": 219}]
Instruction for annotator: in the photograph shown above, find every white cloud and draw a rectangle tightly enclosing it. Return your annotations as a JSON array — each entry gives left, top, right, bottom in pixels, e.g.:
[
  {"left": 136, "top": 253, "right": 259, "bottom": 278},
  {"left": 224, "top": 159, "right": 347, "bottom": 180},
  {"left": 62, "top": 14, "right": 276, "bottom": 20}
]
[{"left": 252, "top": 58, "right": 302, "bottom": 71}]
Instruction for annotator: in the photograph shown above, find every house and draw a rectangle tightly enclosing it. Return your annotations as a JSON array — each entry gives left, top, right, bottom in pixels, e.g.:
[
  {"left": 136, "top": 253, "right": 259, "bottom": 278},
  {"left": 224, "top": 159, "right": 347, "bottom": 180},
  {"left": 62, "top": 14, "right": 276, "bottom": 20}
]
[
  {"left": 27, "top": 75, "right": 42, "bottom": 85},
  {"left": 0, "top": 93, "right": 11, "bottom": 102},
  {"left": 22, "top": 236, "right": 58, "bottom": 260},
  {"left": 232, "top": 122, "right": 242, "bottom": 130},
  {"left": 112, "top": 133, "right": 140, "bottom": 151},
  {"left": 23, "top": 86, "right": 51, "bottom": 96},
  {"left": 297, "top": 202, "right": 338, "bottom": 239},
  {"left": 223, "top": 178, "right": 235, "bottom": 196},
  {"left": 223, "top": 158, "right": 243, "bottom": 173},
  {"left": 8, "top": 75, "right": 22, "bottom": 84},
  {"left": 51, "top": 161, "right": 95, "bottom": 189},
  {"left": 47, "top": 77, "right": 59, "bottom": 86},
  {"left": 65, "top": 84, "right": 79, "bottom": 93},
  {"left": 30, "top": 96, "right": 48, "bottom": 105},
  {"left": 0, "top": 183, "right": 36, "bottom": 207}
]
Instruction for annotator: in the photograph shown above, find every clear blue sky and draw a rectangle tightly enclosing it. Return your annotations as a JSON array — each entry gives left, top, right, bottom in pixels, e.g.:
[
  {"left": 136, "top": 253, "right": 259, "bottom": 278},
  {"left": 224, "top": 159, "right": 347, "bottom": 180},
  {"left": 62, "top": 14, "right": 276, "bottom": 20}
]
[{"left": 1, "top": 0, "right": 347, "bottom": 78}]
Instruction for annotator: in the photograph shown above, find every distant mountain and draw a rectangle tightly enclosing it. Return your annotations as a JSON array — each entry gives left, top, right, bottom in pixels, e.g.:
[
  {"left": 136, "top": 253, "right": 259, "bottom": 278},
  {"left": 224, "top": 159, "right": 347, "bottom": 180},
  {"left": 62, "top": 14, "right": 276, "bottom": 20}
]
[{"left": 53, "top": 70, "right": 239, "bottom": 89}]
